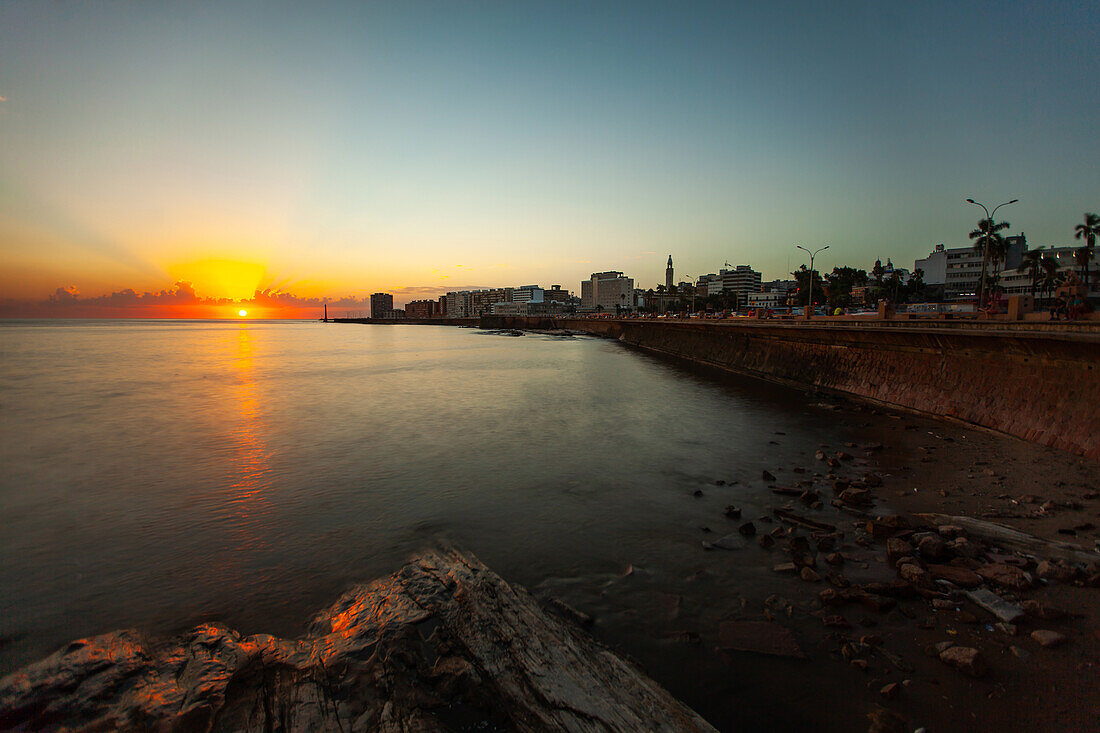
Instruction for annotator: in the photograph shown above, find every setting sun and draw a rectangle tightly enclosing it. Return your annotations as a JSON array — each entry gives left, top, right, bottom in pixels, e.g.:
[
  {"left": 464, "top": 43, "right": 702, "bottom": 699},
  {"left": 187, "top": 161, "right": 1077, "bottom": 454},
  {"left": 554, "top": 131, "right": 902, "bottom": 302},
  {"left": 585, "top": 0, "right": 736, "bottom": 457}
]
[{"left": 238, "top": 309, "right": 248, "bottom": 317}]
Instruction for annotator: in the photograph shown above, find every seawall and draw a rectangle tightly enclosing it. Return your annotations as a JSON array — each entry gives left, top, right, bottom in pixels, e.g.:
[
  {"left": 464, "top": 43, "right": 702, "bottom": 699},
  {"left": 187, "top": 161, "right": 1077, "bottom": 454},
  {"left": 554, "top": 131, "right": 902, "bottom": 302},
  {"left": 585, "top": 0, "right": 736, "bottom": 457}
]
[{"left": 481, "top": 316, "right": 1100, "bottom": 459}]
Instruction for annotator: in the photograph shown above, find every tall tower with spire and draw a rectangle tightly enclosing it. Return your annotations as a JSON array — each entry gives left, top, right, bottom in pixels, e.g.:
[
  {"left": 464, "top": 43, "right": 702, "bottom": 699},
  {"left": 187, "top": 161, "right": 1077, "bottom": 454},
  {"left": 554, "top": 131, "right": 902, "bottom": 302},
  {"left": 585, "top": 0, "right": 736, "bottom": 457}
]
[{"left": 665, "top": 255, "right": 674, "bottom": 290}]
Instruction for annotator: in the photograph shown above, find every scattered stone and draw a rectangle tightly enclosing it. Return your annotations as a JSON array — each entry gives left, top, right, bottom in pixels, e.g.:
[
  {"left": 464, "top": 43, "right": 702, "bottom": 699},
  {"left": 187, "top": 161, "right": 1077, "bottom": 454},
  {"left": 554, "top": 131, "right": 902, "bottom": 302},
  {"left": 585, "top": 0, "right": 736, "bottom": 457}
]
[
  {"left": 839, "top": 488, "right": 873, "bottom": 506},
  {"left": 758, "top": 534, "right": 775, "bottom": 549},
  {"left": 879, "top": 682, "right": 900, "bottom": 699},
  {"left": 715, "top": 479, "right": 726, "bottom": 486},
  {"left": 866, "top": 706, "right": 906, "bottom": 733},
  {"left": 1022, "top": 599, "right": 1065, "bottom": 621},
  {"left": 693, "top": 490, "right": 704, "bottom": 497},
  {"left": 948, "top": 537, "right": 981, "bottom": 559},
  {"left": 900, "top": 564, "right": 932, "bottom": 588},
  {"left": 773, "top": 562, "right": 798, "bottom": 574},
  {"left": 819, "top": 588, "right": 897, "bottom": 614},
  {"left": 862, "top": 472, "right": 883, "bottom": 487},
  {"left": 850, "top": 658, "right": 868, "bottom": 671},
  {"left": 932, "top": 524, "right": 963, "bottom": 539},
  {"left": 822, "top": 614, "right": 850, "bottom": 628},
  {"left": 938, "top": 646, "right": 988, "bottom": 677},
  {"left": 825, "top": 552, "right": 844, "bottom": 566},
  {"left": 1034, "top": 560, "right": 1075, "bottom": 583},
  {"left": 800, "top": 567, "right": 821, "bottom": 582},
  {"left": 815, "top": 450, "right": 826, "bottom": 461},
  {"left": 707, "top": 534, "right": 747, "bottom": 551},
  {"left": 825, "top": 571, "right": 850, "bottom": 588},
  {"left": 1031, "top": 629, "right": 1067, "bottom": 648},
  {"left": 858, "top": 581, "right": 918, "bottom": 599},
  {"left": 933, "top": 641, "right": 955, "bottom": 654},
  {"left": 1009, "top": 645, "right": 1030, "bottom": 660},
  {"left": 925, "top": 564, "right": 982, "bottom": 588},
  {"left": 994, "top": 622, "right": 1017, "bottom": 636},
  {"left": 762, "top": 470, "right": 777, "bottom": 482},
  {"left": 718, "top": 621, "right": 805, "bottom": 658},
  {"left": 886, "top": 538, "right": 914, "bottom": 565},
  {"left": 976, "top": 564, "right": 1031, "bottom": 592},
  {"left": 932, "top": 599, "right": 955, "bottom": 610},
  {"left": 966, "top": 588, "right": 1025, "bottom": 623},
  {"left": 738, "top": 522, "right": 757, "bottom": 537},
  {"left": 836, "top": 451, "right": 853, "bottom": 461},
  {"left": 916, "top": 535, "right": 948, "bottom": 560},
  {"left": 724, "top": 505, "right": 741, "bottom": 519}
]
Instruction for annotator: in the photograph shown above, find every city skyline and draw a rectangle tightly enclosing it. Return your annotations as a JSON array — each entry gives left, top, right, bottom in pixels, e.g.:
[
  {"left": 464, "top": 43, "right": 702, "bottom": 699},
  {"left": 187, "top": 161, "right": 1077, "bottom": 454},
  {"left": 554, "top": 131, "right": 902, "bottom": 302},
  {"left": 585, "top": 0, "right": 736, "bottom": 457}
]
[{"left": 2, "top": 1, "right": 1097, "bottom": 316}]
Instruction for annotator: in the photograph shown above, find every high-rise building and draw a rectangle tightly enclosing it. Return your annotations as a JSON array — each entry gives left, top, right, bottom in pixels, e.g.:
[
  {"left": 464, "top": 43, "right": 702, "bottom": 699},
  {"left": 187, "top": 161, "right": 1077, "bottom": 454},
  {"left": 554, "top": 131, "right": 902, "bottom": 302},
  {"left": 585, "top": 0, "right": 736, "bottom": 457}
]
[
  {"left": 665, "top": 255, "right": 674, "bottom": 290},
  {"left": 445, "top": 291, "right": 471, "bottom": 317},
  {"left": 405, "top": 299, "right": 442, "bottom": 318},
  {"left": 469, "top": 288, "right": 513, "bottom": 316},
  {"left": 370, "top": 292, "right": 394, "bottom": 319},
  {"left": 581, "top": 271, "right": 635, "bottom": 312},
  {"left": 722, "top": 265, "right": 761, "bottom": 301}
]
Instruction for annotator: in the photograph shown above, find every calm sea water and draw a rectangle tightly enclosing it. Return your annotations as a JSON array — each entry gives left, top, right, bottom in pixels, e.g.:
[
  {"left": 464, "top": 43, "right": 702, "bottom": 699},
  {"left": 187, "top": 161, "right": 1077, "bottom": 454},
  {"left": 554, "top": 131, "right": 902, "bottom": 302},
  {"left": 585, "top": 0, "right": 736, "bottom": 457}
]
[{"left": 0, "top": 319, "right": 913, "bottom": 729}]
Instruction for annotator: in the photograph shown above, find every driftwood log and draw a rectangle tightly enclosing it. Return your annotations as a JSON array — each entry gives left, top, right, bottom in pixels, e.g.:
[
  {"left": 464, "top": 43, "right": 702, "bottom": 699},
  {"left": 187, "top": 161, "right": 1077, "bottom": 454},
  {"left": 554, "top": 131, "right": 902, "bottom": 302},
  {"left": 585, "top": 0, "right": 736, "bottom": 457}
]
[
  {"left": 0, "top": 547, "right": 716, "bottom": 732},
  {"left": 917, "top": 513, "right": 1100, "bottom": 565}
]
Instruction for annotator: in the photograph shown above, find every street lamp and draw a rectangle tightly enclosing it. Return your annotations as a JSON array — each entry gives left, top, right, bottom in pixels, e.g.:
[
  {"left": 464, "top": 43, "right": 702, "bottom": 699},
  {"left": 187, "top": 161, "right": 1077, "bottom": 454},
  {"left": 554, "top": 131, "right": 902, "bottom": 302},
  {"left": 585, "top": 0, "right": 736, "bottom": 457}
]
[
  {"left": 795, "top": 245, "right": 829, "bottom": 313},
  {"left": 966, "top": 197, "right": 1018, "bottom": 309}
]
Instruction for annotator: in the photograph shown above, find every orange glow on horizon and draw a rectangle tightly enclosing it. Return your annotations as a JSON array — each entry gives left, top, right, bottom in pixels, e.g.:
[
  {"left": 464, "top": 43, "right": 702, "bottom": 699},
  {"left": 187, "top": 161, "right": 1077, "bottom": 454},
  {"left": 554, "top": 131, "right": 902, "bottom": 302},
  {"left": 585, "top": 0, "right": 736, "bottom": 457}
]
[{"left": 168, "top": 259, "right": 266, "bottom": 301}]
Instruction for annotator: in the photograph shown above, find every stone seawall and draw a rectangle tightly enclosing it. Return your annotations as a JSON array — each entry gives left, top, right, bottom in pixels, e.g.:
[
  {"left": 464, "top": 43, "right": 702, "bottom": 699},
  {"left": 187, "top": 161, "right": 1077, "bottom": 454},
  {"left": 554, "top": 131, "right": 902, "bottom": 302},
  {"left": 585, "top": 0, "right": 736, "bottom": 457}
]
[{"left": 481, "top": 316, "right": 1100, "bottom": 459}]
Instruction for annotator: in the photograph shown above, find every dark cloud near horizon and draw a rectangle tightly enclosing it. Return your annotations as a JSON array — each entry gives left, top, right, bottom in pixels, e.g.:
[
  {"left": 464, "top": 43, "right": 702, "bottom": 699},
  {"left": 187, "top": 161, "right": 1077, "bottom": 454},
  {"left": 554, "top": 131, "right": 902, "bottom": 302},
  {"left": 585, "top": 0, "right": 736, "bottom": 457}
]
[{"left": 0, "top": 281, "right": 491, "bottom": 317}]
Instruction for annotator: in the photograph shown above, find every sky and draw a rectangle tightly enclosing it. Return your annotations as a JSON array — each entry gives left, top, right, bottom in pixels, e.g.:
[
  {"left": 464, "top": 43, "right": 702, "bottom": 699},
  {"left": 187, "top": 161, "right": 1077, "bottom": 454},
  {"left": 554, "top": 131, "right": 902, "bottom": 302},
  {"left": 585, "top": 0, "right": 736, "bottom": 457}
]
[{"left": 1, "top": 0, "right": 1097, "bottom": 316}]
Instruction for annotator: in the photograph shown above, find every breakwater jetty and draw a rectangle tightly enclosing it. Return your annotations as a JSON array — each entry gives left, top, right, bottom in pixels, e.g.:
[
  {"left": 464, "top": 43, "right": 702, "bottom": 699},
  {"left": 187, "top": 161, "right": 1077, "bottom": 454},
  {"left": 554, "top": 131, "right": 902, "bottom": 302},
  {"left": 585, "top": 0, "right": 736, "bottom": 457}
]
[{"left": 476, "top": 316, "right": 1100, "bottom": 459}]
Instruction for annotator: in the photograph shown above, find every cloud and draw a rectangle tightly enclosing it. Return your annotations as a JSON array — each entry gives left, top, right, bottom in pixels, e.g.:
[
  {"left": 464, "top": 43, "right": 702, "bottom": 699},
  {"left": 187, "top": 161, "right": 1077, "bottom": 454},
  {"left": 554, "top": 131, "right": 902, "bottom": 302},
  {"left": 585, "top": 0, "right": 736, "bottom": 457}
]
[{"left": 0, "top": 280, "right": 500, "bottom": 318}]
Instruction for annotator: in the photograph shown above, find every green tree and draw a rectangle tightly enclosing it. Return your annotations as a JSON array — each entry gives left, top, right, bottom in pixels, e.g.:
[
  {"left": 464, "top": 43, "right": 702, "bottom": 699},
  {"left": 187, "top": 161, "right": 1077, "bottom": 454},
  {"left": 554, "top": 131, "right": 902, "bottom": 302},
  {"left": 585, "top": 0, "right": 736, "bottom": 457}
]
[
  {"left": 1073, "top": 212, "right": 1098, "bottom": 288},
  {"left": 908, "top": 268, "right": 926, "bottom": 301},
  {"left": 1038, "top": 253, "right": 1061, "bottom": 303},
  {"left": 969, "top": 217, "right": 1011, "bottom": 306},
  {"left": 823, "top": 266, "right": 869, "bottom": 309},
  {"left": 791, "top": 265, "right": 825, "bottom": 306}
]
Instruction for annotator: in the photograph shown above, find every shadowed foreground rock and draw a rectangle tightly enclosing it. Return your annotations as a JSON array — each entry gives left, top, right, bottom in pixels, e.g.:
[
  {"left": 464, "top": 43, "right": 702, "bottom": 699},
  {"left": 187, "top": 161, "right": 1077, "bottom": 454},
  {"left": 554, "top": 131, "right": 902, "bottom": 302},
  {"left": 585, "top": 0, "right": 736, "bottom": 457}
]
[{"left": 0, "top": 547, "right": 716, "bottom": 732}]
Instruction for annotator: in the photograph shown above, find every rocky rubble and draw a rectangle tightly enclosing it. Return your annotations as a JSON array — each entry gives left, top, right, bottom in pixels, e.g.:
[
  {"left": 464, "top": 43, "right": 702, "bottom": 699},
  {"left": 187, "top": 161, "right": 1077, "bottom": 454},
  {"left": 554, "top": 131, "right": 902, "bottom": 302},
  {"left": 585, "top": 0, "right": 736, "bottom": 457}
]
[{"left": 697, "top": 432, "right": 1100, "bottom": 732}]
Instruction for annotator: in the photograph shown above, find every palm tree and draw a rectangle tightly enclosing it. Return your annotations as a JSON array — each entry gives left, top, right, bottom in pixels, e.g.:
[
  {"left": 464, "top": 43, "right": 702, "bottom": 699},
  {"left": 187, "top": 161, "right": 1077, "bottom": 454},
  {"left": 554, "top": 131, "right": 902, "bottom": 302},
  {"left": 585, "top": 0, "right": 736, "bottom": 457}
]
[
  {"left": 1074, "top": 212, "right": 1098, "bottom": 288},
  {"left": 969, "top": 217, "right": 1011, "bottom": 306},
  {"left": 1038, "top": 253, "right": 1060, "bottom": 304},
  {"left": 1017, "top": 248, "right": 1045, "bottom": 298}
]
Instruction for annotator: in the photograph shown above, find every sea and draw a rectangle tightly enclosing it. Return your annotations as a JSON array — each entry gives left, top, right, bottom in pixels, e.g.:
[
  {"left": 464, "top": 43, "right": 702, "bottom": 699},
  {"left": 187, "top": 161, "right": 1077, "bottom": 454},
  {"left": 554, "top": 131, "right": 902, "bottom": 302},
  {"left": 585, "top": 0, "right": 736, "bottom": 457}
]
[{"left": 0, "top": 319, "right": 918, "bottom": 730}]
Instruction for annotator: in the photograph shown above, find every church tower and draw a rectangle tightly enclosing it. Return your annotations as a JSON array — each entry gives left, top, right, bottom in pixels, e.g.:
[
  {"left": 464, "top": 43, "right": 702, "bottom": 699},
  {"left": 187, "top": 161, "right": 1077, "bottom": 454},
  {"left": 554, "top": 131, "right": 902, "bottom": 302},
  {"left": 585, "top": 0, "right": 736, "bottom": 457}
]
[{"left": 666, "top": 255, "right": 674, "bottom": 290}]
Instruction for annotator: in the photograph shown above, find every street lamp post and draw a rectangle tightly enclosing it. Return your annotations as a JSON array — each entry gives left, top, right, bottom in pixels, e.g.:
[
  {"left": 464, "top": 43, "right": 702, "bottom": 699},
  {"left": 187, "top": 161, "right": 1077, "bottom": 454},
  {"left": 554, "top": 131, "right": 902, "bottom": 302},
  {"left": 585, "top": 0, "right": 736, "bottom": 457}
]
[
  {"left": 966, "top": 197, "right": 1018, "bottom": 309},
  {"left": 795, "top": 245, "right": 829, "bottom": 315},
  {"left": 683, "top": 275, "right": 696, "bottom": 314}
]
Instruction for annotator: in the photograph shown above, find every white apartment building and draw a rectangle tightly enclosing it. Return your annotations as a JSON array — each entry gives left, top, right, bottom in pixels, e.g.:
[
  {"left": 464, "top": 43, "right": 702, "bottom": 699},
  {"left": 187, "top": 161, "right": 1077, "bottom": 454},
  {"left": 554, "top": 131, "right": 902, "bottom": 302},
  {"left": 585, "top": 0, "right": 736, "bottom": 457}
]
[
  {"left": 912, "top": 234, "right": 1027, "bottom": 300},
  {"left": 746, "top": 291, "right": 787, "bottom": 308},
  {"left": 512, "top": 285, "right": 544, "bottom": 303}
]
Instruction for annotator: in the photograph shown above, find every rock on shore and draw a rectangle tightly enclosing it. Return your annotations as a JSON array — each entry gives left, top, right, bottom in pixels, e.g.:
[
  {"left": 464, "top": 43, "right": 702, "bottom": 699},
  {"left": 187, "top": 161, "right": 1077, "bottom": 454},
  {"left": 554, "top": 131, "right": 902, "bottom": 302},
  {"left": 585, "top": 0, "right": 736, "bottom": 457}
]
[{"left": 0, "top": 547, "right": 716, "bottom": 732}]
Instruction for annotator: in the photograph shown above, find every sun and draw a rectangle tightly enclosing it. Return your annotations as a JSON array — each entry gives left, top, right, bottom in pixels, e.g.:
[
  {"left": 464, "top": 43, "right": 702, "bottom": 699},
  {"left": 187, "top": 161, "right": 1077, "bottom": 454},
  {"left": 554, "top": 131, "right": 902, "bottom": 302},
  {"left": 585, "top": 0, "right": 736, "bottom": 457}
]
[{"left": 238, "top": 309, "right": 248, "bottom": 317}]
